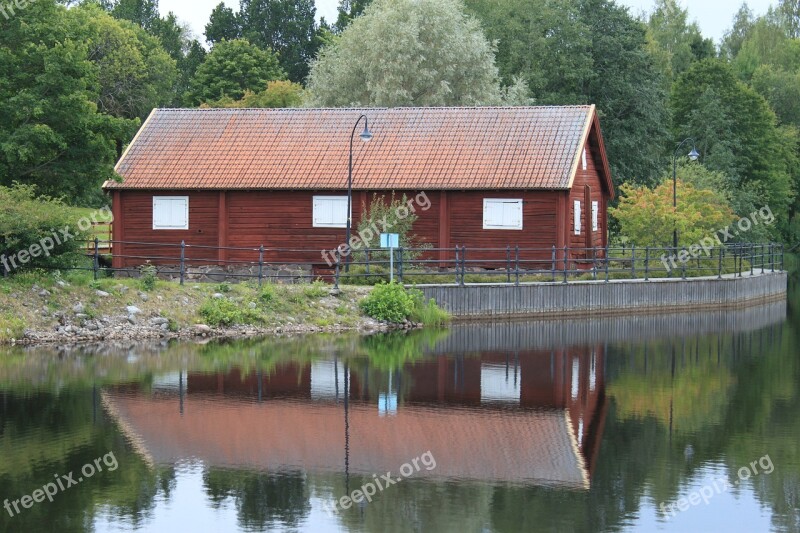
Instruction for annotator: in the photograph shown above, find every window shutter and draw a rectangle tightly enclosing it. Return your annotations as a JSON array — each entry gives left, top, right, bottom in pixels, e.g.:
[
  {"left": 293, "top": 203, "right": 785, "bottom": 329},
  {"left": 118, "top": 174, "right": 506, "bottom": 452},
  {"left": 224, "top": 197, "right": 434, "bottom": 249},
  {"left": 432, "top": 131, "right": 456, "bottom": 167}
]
[
  {"left": 582, "top": 148, "right": 587, "bottom": 171},
  {"left": 153, "top": 197, "right": 188, "bottom": 230},
  {"left": 483, "top": 199, "right": 522, "bottom": 230},
  {"left": 592, "top": 201, "right": 599, "bottom": 232},
  {"left": 574, "top": 200, "right": 581, "bottom": 235},
  {"left": 313, "top": 196, "right": 348, "bottom": 227}
]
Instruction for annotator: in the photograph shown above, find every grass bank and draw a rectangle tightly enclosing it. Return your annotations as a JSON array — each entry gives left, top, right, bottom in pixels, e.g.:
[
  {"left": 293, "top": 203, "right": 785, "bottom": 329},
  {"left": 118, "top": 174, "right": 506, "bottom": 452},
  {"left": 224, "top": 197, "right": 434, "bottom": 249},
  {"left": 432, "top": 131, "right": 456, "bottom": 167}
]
[{"left": 0, "top": 270, "right": 449, "bottom": 345}]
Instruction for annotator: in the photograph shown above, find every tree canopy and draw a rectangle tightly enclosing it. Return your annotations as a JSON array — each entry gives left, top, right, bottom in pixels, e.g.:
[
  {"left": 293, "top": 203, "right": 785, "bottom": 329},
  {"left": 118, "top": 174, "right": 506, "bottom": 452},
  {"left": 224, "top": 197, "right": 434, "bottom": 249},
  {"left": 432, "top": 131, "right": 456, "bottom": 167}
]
[
  {"left": 184, "top": 39, "right": 285, "bottom": 106},
  {"left": 305, "top": 0, "right": 527, "bottom": 107}
]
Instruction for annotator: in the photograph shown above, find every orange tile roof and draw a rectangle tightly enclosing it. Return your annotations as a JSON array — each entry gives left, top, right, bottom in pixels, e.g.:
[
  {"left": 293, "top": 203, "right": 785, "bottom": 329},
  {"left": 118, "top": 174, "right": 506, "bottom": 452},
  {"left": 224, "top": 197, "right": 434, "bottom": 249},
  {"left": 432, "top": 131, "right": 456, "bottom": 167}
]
[
  {"left": 102, "top": 392, "right": 589, "bottom": 488},
  {"left": 106, "top": 106, "right": 599, "bottom": 191}
]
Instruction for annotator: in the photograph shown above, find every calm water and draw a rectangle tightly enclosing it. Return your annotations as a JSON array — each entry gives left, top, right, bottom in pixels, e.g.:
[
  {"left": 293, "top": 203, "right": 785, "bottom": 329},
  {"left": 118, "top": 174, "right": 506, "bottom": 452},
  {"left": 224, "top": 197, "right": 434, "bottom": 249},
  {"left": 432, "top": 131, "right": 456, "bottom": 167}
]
[{"left": 1, "top": 295, "right": 799, "bottom": 532}]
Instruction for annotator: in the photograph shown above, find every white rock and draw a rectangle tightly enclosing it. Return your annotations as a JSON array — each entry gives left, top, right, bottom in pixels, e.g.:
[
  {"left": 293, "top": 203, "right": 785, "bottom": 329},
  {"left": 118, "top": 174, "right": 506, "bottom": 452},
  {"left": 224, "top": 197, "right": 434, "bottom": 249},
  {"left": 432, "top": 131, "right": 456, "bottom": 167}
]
[
  {"left": 126, "top": 306, "right": 142, "bottom": 315},
  {"left": 96, "top": 290, "right": 110, "bottom": 297},
  {"left": 73, "top": 303, "right": 85, "bottom": 314},
  {"left": 212, "top": 293, "right": 224, "bottom": 299}
]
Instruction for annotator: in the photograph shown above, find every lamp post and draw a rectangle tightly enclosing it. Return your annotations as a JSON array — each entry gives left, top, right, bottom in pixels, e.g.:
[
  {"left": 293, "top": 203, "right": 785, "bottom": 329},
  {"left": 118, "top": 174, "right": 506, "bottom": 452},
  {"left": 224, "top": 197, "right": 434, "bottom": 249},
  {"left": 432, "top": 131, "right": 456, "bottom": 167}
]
[
  {"left": 672, "top": 138, "right": 700, "bottom": 250},
  {"left": 345, "top": 115, "right": 373, "bottom": 272}
]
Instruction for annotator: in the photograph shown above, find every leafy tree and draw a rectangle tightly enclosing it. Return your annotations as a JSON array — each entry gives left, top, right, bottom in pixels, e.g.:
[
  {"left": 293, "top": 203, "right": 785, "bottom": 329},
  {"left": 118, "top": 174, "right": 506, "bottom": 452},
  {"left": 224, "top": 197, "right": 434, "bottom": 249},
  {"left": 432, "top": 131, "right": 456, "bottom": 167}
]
[
  {"left": 205, "top": 2, "right": 242, "bottom": 44},
  {"left": 184, "top": 39, "right": 285, "bottom": 105},
  {"left": 334, "top": 0, "right": 373, "bottom": 32},
  {"left": 732, "top": 14, "right": 800, "bottom": 80},
  {"left": 69, "top": 4, "right": 177, "bottom": 120},
  {"left": 751, "top": 64, "right": 800, "bottom": 127},
  {"left": 610, "top": 179, "right": 734, "bottom": 247},
  {"left": 465, "top": 0, "right": 669, "bottom": 187},
  {"left": 204, "top": 80, "right": 304, "bottom": 108},
  {"left": 108, "top": 0, "right": 161, "bottom": 31},
  {"left": 305, "top": 0, "right": 519, "bottom": 107},
  {"left": 778, "top": 0, "right": 800, "bottom": 38},
  {"left": 238, "top": 0, "right": 319, "bottom": 83},
  {"left": 646, "top": 0, "right": 714, "bottom": 82},
  {"left": 0, "top": 0, "right": 137, "bottom": 204},
  {"left": 671, "top": 59, "right": 797, "bottom": 240},
  {"left": 721, "top": 3, "right": 756, "bottom": 60},
  {"left": 578, "top": 0, "right": 669, "bottom": 187},
  {"left": 464, "top": 0, "right": 593, "bottom": 104}
]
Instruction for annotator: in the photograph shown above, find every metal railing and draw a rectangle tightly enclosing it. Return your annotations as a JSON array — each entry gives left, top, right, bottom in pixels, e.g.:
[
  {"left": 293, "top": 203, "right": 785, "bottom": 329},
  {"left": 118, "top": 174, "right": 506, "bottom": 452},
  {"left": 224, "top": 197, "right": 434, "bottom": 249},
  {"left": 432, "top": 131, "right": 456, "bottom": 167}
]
[{"left": 4, "top": 239, "right": 780, "bottom": 287}]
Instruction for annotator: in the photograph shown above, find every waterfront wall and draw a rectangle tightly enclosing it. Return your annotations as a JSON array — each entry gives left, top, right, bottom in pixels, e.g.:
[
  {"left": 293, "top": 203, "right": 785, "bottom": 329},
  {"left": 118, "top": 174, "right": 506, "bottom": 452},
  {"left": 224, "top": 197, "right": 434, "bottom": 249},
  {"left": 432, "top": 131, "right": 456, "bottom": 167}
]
[{"left": 418, "top": 272, "right": 788, "bottom": 319}]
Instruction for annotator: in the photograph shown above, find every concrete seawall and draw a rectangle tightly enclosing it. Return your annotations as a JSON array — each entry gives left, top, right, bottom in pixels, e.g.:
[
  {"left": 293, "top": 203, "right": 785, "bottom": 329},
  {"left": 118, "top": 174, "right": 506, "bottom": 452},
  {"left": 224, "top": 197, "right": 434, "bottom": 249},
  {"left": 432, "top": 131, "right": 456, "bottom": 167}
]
[{"left": 418, "top": 272, "right": 788, "bottom": 319}]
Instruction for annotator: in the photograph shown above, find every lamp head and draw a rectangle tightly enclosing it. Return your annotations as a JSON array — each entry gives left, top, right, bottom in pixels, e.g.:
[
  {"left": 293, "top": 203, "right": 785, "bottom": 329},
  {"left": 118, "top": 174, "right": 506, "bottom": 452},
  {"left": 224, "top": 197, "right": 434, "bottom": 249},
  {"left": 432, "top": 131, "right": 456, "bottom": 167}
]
[
  {"left": 360, "top": 126, "right": 373, "bottom": 143},
  {"left": 688, "top": 148, "right": 700, "bottom": 161}
]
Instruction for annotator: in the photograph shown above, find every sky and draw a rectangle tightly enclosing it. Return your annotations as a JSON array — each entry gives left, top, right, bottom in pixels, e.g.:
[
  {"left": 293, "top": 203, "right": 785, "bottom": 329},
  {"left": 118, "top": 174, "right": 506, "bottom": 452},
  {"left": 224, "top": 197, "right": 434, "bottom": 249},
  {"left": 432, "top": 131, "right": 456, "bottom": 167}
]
[{"left": 160, "top": 0, "right": 778, "bottom": 46}]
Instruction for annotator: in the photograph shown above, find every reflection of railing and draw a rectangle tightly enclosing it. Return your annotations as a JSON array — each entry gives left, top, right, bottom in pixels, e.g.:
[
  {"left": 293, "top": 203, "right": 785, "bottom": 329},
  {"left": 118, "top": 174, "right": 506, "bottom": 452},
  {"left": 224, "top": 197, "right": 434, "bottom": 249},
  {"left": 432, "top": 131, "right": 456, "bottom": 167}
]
[{"left": 34, "top": 240, "right": 791, "bottom": 284}]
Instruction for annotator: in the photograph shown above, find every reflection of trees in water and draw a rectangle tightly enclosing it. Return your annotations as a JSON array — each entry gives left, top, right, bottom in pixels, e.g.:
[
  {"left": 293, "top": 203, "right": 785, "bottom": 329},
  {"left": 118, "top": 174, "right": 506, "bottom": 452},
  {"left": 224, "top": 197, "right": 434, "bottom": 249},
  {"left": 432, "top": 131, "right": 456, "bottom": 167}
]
[
  {"left": 0, "top": 387, "right": 171, "bottom": 533},
  {"left": 203, "top": 469, "right": 309, "bottom": 530}
]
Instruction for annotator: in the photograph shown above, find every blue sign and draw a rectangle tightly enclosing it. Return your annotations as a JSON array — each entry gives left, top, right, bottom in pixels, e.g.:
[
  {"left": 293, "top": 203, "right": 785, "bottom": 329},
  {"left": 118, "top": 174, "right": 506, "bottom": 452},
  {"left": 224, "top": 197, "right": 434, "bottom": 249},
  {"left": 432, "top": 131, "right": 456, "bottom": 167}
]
[{"left": 380, "top": 233, "right": 399, "bottom": 249}]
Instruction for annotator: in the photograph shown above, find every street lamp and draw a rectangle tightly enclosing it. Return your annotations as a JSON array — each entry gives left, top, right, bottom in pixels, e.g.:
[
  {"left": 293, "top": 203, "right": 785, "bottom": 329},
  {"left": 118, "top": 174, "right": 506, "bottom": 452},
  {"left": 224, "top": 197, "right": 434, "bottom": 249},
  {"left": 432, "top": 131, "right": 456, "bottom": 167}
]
[
  {"left": 345, "top": 114, "right": 373, "bottom": 272},
  {"left": 672, "top": 138, "right": 700, "bottom": 250}
]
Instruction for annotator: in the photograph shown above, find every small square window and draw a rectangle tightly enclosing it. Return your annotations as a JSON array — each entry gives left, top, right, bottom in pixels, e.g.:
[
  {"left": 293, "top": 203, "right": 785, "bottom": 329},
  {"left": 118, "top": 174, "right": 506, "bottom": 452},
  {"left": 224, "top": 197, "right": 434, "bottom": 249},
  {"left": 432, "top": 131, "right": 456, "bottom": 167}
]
[
  {"left": 313, "top": 196, "right": 348, "bottom": 228},
  {"left": 483, "top": 199, "right": 523, "bottom": 230},
  {"left": 153, "top": 196, "right": 188, "bottom": 230}
]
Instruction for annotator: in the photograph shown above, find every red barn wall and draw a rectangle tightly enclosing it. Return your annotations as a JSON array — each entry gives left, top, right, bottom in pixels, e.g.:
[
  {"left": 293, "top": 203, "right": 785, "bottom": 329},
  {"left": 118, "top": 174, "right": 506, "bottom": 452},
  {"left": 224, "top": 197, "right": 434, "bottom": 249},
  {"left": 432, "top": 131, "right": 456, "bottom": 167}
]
[{"left": 568, "top": 138, "right": 608, "bottom": 253}]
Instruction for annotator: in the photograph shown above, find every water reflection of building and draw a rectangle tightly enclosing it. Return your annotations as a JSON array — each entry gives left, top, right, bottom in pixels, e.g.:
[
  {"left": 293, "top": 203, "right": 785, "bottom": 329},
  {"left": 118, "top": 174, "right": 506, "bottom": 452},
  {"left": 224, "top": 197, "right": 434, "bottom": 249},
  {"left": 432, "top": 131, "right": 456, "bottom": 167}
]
[{"left": 103, "top": 344, "right": 607, "bottom": 490}]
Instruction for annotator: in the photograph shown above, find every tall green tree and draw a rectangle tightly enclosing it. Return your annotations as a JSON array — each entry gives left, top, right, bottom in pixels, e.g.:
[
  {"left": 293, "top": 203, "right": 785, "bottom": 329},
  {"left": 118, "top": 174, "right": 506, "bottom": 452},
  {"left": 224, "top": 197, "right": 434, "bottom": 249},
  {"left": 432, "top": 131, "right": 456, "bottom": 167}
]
[
  {"left": 721, "top": 3, "right": 755, "bottom": 60},
  {"left": 465, "top": 0, "right": 669, "bottom": 187},
  {"left": 69, "top": 4, "right": 177, "bottom": 120},
  {"left": 239, "top": 0, "right": 319, "bottom": 83},
  {"left": 646, "top": 0, "right": 714, "bottom": 82},
  {"left": 184, "top": 38, "right": 285, "bottom": 105},
  {"left": 672, "top": 59, "right": 797, "bottom": 240},
  {"left": 334, "top": 0, "right": 373, "bottom": 32},
  {"left": 205, "top": 2, "right": 242, "bottom": 44},
  {"left": 305, "top": 0, "right": 528, "bottom": 107},
  {"left": 0, "top": 0, "right": 137, "bottom": 204}
]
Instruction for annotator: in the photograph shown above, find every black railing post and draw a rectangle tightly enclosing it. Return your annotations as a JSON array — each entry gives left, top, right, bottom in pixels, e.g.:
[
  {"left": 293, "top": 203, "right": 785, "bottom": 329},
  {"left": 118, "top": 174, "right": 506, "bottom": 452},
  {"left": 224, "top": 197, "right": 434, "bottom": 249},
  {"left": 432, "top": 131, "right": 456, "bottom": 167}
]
[
  {"left": 506, "top": 245, "right": 511, "bottom": 284},
  {"left": 515, "top": 246, "right": 520, "bottom": 286},
  {"left": 605, "top": 244, "right": 610, "bottom": 283},
  {"left": 334, "top": 249, "right": 340, "bottom": 290},
  {"left": 365, "top": 249, "right": 370, "bottom": 276},
  {"left": 718, "top": 246, "right": 723, "bottom": 279},
  {"left": 644, "top": 246, "right": 649, "bottom": 281},
  {"left": 771, "top": 243, "right": 776, "bottom": 272},
  {"left": 563, "top": 246, "right": 568, "bottom": 284},
  {"left": 258, "top": 245, "right": 264, "bottom": 287},
  {"left": 593, "top": 246, "right": 598, "bottom": 281},
  {"left": 454, "top": 246, "right": 460, "bottom": 286},
  {"left": 631, "top": 244, "right": 636, "bottom": 279},
  {"left": 750, "top": 244, "right": 755, "bottom": 276},
  {"left": 681, "top": 247, "right": 687, "bottom": 279},
  {"left": 398, "top": 246, "right": 404, "bottom": 283},
  {"left": 179, "top": 240, "right": 186, "bottom": 286},
  {"left": 551, "top": 245, "right": 556, "bottom": 282},
  {"left": 93, "top": 237, "right": 100, "bottom": 280},
  {"left": 780, "top": 244, "right": 784, "bottom": 272},
  {"left": 460, "top": 246, "right": 466, "bottom": 287}
]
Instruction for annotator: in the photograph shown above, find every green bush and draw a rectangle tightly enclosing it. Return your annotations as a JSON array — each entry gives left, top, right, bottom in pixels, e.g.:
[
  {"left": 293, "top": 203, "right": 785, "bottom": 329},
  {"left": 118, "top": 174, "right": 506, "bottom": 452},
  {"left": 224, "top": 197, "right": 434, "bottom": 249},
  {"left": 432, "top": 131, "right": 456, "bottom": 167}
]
[
  {"left": 0, "top": 313, "right": 26, "bottom": 341},
  {"left": 198, "top": 298, "right": 263, "bottom": 327},
  {"left": 409, "top": 290, "right": 450, "bottom": 326},
  {"left": 303, "top": 280, "right": 328, "bottom": 299},
  {"left": 259, "top": 284, "right": 277, "bottom": 303},
  {"left": 359, "top": 282, "right": 416, "bottom": 323},
  {"left": 0, "top": 184, "right": 94, "bottom": 273},
  {"left": 139, "top": 263, "right": 158, "bottom": 291}
]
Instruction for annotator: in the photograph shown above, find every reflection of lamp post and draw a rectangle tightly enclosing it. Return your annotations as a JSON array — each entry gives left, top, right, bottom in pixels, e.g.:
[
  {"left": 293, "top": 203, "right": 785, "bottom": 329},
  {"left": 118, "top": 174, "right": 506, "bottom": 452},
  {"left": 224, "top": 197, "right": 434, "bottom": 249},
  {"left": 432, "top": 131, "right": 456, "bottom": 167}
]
[
  {"left": 344, "top": 361, "right": 351, "bottom": 492},
  {"left": 345, "top": 115, "right": 373, "bottom": 272},
  {"left": 672, "top": 139, "right": 700, "bottom": 250}
]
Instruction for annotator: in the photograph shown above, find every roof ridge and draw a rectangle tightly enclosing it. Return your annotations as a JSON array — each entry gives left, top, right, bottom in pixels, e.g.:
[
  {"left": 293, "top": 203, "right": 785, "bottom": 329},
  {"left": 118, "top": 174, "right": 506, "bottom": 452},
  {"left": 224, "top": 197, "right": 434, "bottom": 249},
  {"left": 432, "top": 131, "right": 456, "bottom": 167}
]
[{"left": 154, "top": 105, "right": 595, "bottom": 112}]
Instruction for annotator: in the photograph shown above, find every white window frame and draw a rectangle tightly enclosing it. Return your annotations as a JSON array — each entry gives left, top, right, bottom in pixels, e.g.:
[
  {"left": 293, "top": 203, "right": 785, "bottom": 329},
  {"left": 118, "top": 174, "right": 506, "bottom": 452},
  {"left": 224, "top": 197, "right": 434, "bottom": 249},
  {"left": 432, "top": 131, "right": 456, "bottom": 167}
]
[
  {"left": 312, "top": 196, "right": 349, "bottom": 228},
  {"left": 483, "top": 199, "right": 523, "bottom": 230},
  {"left": 582, "top": 148, "right": 588, "bottom": 171},
  {"left": 574, "top": 200, "right": 582, "bottom": 235},
  {"left": 592, "top": 201, "right": 599, "bottom": 232},
  {"left": 152, "top": 196, "right": 189, "bottom": 230}
]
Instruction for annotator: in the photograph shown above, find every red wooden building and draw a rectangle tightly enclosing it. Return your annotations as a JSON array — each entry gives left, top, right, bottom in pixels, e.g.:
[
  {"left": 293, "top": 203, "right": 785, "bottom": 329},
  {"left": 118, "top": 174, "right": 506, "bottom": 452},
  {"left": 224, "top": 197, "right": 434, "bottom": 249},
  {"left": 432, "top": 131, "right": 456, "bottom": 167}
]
[{"left": 104, "top": 106, "right": 614, "bottom": 269}]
